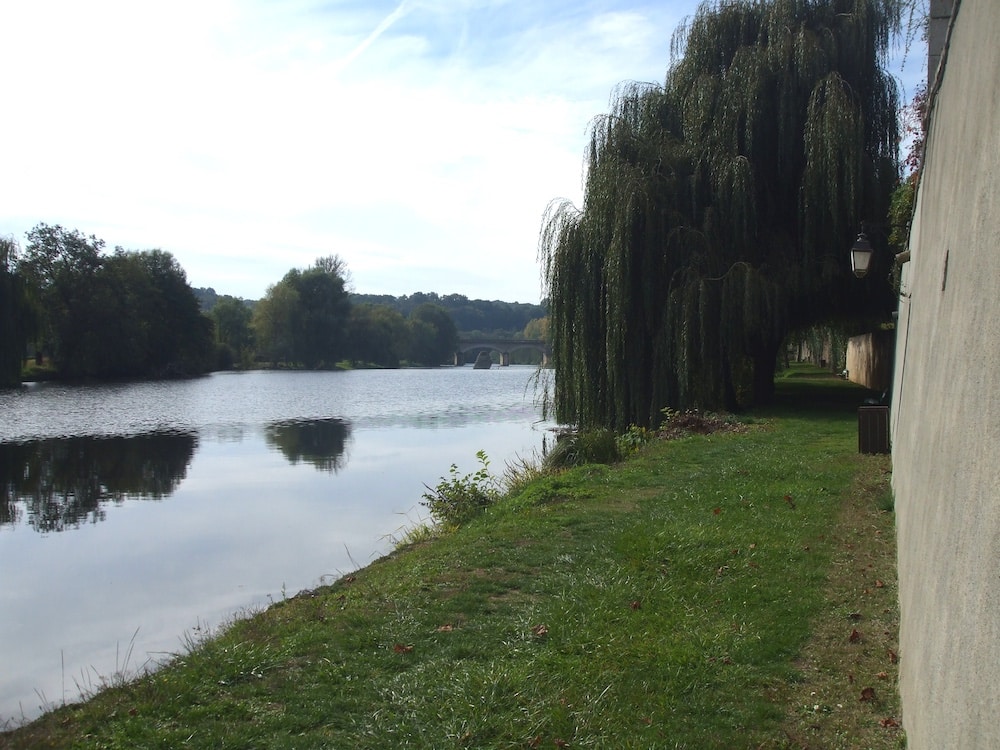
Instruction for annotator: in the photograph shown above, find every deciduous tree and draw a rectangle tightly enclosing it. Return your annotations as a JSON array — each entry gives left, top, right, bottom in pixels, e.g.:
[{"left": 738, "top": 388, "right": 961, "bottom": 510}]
[
  {"left": 407, "top": 303, "right": 458, "bottom": 366},
  {"left": 0, "top": 236, "right": 35, "bottom": 385},
  {"left": 211, "top": 296, "right": 255, "bottom": 363},
  {"left": 252, "top": 257, "right": 351, "bottom": 367},
  {"left": 19, "top": 224, "right": 214, "bottom": 378}
]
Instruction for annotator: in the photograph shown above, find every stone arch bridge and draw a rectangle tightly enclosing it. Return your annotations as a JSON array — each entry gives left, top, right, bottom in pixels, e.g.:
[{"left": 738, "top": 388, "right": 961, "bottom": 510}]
[{"left": 454, "top": 338, "right": 550, "bottom": 367}]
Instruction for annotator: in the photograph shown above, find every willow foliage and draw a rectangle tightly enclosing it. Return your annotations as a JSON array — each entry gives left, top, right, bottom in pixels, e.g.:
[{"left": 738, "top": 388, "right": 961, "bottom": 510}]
[{"left": 541, "top": 0, "right": 901, "bottom": 429}]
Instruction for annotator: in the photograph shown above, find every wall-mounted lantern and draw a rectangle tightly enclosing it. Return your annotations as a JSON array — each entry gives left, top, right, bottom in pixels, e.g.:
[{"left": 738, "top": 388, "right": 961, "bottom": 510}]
[{"left": 851, "top": 232, "right": 874, "bottom": 278}]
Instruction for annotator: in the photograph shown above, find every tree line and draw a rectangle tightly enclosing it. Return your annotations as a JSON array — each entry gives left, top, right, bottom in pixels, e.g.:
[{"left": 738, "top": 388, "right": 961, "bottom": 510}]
[
  {"left": 1, "top": 223, "right": 544, "bottom": 386},
  {"left": 540, "top": 0, "right": 904, "bottom": 429},
  {"left": 2, "top": 225, "right": 215, "bottom": 382},
  {"left": 210, "top": 285, "right": 547, "bottom": 370},
  {"left": 347, "top": 292, "right": 546, "bottom": 337}
]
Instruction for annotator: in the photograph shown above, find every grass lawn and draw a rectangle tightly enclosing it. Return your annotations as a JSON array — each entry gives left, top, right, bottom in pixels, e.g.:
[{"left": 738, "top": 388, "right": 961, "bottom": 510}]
[{"left": 1, "top": 365, "right": 903, "bottom": 749}]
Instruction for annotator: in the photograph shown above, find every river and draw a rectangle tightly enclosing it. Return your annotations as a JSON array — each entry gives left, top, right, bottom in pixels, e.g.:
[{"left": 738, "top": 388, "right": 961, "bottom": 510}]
[{"left": 0, "top": 367, "right": 554, "bottom": 722}]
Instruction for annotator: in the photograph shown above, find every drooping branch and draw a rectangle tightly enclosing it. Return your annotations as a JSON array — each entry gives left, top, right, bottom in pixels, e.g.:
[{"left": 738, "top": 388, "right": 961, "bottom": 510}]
[{"left": 541, "top": 0, "right": 902, "bottom": 429}]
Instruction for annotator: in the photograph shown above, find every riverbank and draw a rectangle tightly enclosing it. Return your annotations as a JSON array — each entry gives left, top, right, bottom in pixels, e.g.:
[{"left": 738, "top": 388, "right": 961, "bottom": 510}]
[{"left": 0, "top": 367, "right": 902, "bottom": 749}]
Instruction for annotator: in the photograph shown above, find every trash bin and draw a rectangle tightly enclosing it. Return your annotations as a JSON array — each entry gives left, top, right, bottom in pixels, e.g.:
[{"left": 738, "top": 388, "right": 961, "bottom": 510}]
[{"left": 858, "top": 406, "right": 890, "bottom": 454}]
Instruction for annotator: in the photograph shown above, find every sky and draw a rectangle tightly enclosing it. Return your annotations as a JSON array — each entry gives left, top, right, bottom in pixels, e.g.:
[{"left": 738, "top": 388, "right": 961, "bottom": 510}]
[{"left": 0, "top": 1, "right": 925, "bottom": 304}]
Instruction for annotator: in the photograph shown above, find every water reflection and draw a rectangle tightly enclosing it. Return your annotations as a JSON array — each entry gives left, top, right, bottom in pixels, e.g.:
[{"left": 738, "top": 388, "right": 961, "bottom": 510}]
[
  {"left": 0, "top": 431, "right": 197, "bottom": 533},
  {"left": 263, "top": 418, "right": 352, "bottom": 473},
  {"left": 0, "top": 369, "right": 555, "bottom": 722}
]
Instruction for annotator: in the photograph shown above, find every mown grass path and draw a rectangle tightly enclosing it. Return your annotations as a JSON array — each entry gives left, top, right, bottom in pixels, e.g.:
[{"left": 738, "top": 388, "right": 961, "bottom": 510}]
[{"left": 2, "top": 369, "right": 902, "bottom": 749}]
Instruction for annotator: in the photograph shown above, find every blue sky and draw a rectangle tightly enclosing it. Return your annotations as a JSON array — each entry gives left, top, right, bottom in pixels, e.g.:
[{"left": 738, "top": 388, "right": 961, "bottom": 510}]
[{"left": 0, "top": 1, "right": 924, "bottom": 303}]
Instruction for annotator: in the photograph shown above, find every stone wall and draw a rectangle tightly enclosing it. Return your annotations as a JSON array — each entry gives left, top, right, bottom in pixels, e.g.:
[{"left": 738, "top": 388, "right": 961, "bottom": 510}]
[
  {"left": 890, "top": 1, "right": 1000, "bottom": 747},
  {"left": 845, "top": 331, "right": 894, "bottom": 392}
]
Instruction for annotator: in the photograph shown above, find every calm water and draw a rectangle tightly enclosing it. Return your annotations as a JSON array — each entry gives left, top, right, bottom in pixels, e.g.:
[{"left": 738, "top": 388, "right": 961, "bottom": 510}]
[{"left": 0, "top": 367, "right": 553, "bottom": 721}]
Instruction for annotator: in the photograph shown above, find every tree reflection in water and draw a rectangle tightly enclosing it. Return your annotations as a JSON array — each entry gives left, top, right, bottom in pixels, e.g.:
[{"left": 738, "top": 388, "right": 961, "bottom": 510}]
[
  {"left": 0, "top": 431, "right": 197, "bottom": 533},
  {"left": 263, "top": 418, "right": 352, "bottom": 473}
]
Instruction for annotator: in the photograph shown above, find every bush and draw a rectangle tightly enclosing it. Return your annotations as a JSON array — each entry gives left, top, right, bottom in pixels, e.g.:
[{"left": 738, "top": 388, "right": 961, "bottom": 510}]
[
  {"left": 616, "top": 425, "right": 653, "bottom": 455},
  {"left": 421, "top": 450, "right": 501, "bottom": 526}
]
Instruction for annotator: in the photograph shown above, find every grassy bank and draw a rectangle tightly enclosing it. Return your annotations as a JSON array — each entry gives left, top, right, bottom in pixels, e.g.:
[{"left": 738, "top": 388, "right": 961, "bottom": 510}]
[{"left": 1, "top": 367, "right": 902, "bottom": 749}]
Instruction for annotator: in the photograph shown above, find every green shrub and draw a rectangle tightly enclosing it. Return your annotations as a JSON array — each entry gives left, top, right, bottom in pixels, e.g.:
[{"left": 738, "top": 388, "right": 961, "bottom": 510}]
[
  {"left": 421, "top": 450, "right": 501, "bottom": 526},
  {"left": 616, "top": 424, "right": 653, "bottom": 455}
]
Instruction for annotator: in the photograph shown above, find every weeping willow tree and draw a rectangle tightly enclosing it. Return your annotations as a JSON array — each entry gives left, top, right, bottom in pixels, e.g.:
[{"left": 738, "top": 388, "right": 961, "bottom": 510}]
[{"left": 541, "top": 0, "right": 901, "bottom": 429}]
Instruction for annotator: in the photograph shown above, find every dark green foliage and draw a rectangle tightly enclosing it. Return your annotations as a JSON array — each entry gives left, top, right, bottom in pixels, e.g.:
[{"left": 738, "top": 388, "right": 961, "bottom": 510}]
[
  {"left": 252, "top": 279, "right": 299, "bottom": 364},
  {"left": 291, "top": 267, "right": 350, "bottom": 368},
  {"left": 0, "top": 236, "right": 36, "bottom": 386},
  {"left": 541, "top": 0, "right": 902, "bottom": 429},
  {"left": 251, "top": 265, "right": 466, "bottom": 369},
  {"left": 406, "top": 303, "right": 459, "bottom": 366},
  {"left": 351, "top": 291, "right": 546, "bottom": 335},
  {"left": 346, "top": 303, "right": 408, "bottom": 367},
  {"left": 18, "top": 224, "right": 215, "bottom": 379},
  {"left": 253, "top": 256, "right": 351, "bottom": 367},
  {"left": 210, "top": 296, "right": 254, "bottom": 356}
]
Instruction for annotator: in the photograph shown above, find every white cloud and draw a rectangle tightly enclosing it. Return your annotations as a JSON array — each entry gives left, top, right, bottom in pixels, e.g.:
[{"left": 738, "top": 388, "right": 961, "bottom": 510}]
[{"left": 0, "top": 1, "right": 920, "bottom": 302}]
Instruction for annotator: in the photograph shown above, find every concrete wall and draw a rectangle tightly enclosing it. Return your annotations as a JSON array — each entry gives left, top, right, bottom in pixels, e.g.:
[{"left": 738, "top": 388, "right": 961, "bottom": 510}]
[
  {"left": 890, "top": 2, "right": 1000, "bottom": 747},
  {"left": 845, "top": 331, "right": 894, "bottom": 391},
  {"left": 927, "top": 0, "right": 958, "bottom": 88}
]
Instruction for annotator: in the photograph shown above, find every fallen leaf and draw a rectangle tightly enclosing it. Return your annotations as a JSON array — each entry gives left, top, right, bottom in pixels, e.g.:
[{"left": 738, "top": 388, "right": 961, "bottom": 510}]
[
  {"left": 877, "top": 671, "right": 889, "bottom": 680},
  {"left": 875, "top": 579, "right": 886, "bottom": 588},
  {"left": 713, "top": 507, "right": 722, "bottom": 515},
  {"left": 880, "top": 717, "right": 900, "bottom": 728},
  {"left": 784, "top": 494, "right": 796, "bottom": 509},
  {"left": 630, "top": 600, "right": 641, "bottom": 610},
  {"left": 393, "top": 643, "right": 414, "bottom": 654},
  {"left": 849, "top": 629, "right": 862, "bottom": 643},
  {"left": 554, "top": 740, "right": 570, "bottom": 748},
  {"left": 528, "top": 736, "right": 542, "bottom": 748},
  {"left": 888, "top": 649, "right": 899, "bottom": 664},
  {"left": 532, "top": 624, "right": 549, "bottom": 637},
  {"left": 436, "top": 624, "right": 454, "bottom": 632},
  {"left": 343, "top": 576, "right": 356, "bottom": 583},
  {"left": 860, "top": 686, "right": 877, "bottom": 702}
]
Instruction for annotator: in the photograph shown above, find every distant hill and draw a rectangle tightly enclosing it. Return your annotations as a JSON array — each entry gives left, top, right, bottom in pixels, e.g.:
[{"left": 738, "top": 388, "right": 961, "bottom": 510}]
[{"left": 193, "top": 288, "right": 255, "bottom": 312}]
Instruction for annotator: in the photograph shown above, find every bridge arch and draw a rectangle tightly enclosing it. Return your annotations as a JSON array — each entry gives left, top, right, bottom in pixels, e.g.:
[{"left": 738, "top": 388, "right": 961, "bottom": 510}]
[{"left": 454, "top": 338, "right": 550, "bottom": 367}]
